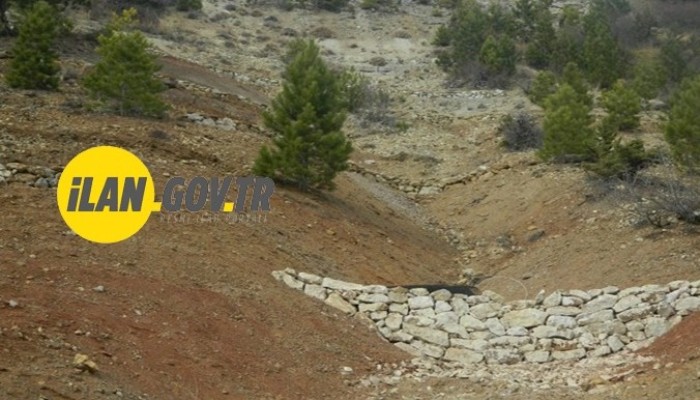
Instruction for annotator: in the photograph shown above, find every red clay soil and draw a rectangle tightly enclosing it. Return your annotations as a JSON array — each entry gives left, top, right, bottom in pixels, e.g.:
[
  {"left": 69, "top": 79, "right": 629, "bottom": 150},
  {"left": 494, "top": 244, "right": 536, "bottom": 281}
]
[
  {"left": 3, "top": 52, "right": 700, "bottom": 400},
  {"left": 593, "top": 313, "right": 700, "bottom": 400},
  {"left": 0, "top": 84, "right": 462, "bottom": 400},
  {"left": 640, "top": 312, "right": 700, "bottom": 366}
]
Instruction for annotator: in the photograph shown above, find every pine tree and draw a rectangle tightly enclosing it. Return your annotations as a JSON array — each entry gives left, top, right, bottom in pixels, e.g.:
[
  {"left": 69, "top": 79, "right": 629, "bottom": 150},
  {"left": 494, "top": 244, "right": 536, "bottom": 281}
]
[
  {"left": 665, "top": 75, "right": 700, "bottom": 173},
  {"left": 6, "top": 1, "right": 61, "bottom": 90},
  {"left": 539, "top": 84, "right": 595, "bottom": 162},
  {"left": 660, "top": 36, "right": 687, "bottom": 84},
  {"left": 583, "top": 11, "right": 624, "bottom": 88},
  {"left": 479, "top": 34, "right": 516, "bottom": 76},
  {"left": 486, "top": 2, "right": 516, "bottom": 37},
  {"left": 513, "top": 0, "right": 536, "bottom": 41},
  {"left": 83, "top": 8, "right": 166, "bottom": 117},
  {"left": 525, "top": 6, "right": 555, "bottom": 68},
  {"left": 432, "top": 25, "right": 451, "bottom": 47},
  {"left": 632, "top": 57, "right": 667, "bottom": 100},
  {"left": 253, "top": 39, "right": 352, "bottom": 190},
  {"left": 550, "top": 7, "right": 584, "bottom": 72},
  {"left": 561, "top": 62, "right": 592, "bottom": 107},
  {"left": 528, "top": 70, "right": 557, "bottom": 106},
  {"left": 601, "top": 80, "right": 642, "bottom": 131},
  {"left": 447, "top": 0, "right": 488, "bottom": 66}
]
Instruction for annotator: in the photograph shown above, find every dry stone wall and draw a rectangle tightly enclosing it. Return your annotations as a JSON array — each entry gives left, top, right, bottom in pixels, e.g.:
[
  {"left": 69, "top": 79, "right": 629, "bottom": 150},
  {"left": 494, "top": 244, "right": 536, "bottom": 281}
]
[{"left": 273, "top": 269, "right": 700, "bottom": 365}]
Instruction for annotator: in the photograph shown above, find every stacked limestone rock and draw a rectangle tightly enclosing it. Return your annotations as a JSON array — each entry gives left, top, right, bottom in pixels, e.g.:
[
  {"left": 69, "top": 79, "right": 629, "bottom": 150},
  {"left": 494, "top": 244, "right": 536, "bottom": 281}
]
[{"left": 273, "top": 268, "right": 700, "bottom": 365}]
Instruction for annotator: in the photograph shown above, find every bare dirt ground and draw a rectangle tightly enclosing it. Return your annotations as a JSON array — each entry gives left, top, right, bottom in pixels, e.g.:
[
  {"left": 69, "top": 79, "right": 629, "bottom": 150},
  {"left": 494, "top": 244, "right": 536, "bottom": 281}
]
[
  {"left": 1, "top": 1, "right": 700, "bottom": 399},
  {"left": 0, "top": 84, "right": 462, "bottom": 400}
]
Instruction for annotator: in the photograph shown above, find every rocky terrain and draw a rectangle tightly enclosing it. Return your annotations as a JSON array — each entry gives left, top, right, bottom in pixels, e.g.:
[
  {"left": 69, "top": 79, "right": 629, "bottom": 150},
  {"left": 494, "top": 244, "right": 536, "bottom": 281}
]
[
  {"left": 1, "top": 1, "right": 700, "bottom": 399},
  {"left": 275, "top": 268, "right": 700, "bottom": 365}
]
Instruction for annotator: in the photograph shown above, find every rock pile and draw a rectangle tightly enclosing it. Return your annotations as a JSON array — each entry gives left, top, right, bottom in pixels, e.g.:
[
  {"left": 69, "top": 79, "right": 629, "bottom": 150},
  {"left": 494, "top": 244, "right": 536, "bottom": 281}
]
[
  {"left": 183, "top": 112, "right": 237, "bottom": 131},
  {"left": 0, "top": 162, "right": 60, "bottom": 188},
  {"left": 273, "top": 269, "right": 700, "bottom": 365}
]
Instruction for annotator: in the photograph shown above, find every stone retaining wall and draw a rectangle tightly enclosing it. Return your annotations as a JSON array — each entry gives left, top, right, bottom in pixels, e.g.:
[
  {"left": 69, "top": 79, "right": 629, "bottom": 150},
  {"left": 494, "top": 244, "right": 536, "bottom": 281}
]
[{"left": 273, "top": 269, "right": 700, "bottom": 365}]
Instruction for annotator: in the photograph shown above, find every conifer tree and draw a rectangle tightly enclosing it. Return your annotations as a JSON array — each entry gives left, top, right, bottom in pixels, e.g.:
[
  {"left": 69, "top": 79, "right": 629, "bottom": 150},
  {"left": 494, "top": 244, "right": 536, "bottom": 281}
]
[
  {"left": 539, "top": 84, "right": 595, "bottom": 162},
  {"left": 446, "top": 0, "right": 488, "bottom": 66},
  {"left": 561, "top": 62, "right": 592, "bottom": 107},
  {"left": 528, "top": 70, "right": 557, "bottom": 106},
  {"left": 513, "top": 0, "right": 537, "bottom": 41},
  {"left": 479, "top": 35, "right": 516, "bottom": 76},
  {"left": 525, "top": 5, "right": 555, "bottom": 68},
  {"left": 583, "top": 11, "right": 624, "bottom": 88},
  {"left": 6, "top": 1, "right": 61, "bottom": 90},
  {"left": 550, "top": 7, "right": 584, "bottom": 72},
  {"left": 601, "top": 80, "right": 642, "bottom": 131},
  {"left": 253, "top": 39, "right": 352, "bottom": 190},
  {"left": 486, "top": 2, "right": 516, "bottom": 37},
  {"left": 83, "top": 8, "right": 166, "bottom": 117},
  {"left": 632, "top": 57, "right": 667, "bottom": 100},
  {"left": 660, "top": 36, "right": 687, "bottom": 84},
  {"left": 665, "top": 75, "right": 700, "bottom": 173}
]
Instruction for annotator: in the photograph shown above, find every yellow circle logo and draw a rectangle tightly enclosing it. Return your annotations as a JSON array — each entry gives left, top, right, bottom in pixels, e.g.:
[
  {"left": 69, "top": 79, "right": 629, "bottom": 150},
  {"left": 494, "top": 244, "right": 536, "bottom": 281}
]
[{"left": 57, "top": 146, "right": 155, "bottom": 244}]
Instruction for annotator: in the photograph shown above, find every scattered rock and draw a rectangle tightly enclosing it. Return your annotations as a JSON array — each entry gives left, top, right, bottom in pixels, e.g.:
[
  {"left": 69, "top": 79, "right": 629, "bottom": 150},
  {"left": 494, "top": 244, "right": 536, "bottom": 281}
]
[
  {"left": 527, "top": 229, "right": 546, "bottom": 243},
  {"left": 304, "top": 284, "right": 327, "bottom": 301},
  {"left": 73, "top": 354, "right": 98, "bottom": 373}
]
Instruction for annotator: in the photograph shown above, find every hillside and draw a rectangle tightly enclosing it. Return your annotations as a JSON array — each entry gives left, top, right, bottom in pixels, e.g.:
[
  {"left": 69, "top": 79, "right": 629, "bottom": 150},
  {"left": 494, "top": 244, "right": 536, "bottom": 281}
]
[{"left": 1, "top": 0, "right": 700, "bottom": 399}]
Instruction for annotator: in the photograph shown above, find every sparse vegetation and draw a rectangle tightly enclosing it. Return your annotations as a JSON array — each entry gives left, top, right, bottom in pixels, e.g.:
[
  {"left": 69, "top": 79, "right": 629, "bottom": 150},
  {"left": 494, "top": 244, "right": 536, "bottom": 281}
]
[
  {"left": 313, "top": 0, "right": 350, "bottom": 12},
  {"left": 623, "top": 162, "right": 700, "bottom": 226},
  {"left": 359, "top": 0, "right": 396, "bottom": 11},
  {"left": 338, "top": 67, "right": 398, "bottom": 128},
  {"left": 499, "top": 112, "right": 543, "bottom": 151},
  {"left": 176, "top": 0, "right": 202, "bottom": 11}
]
